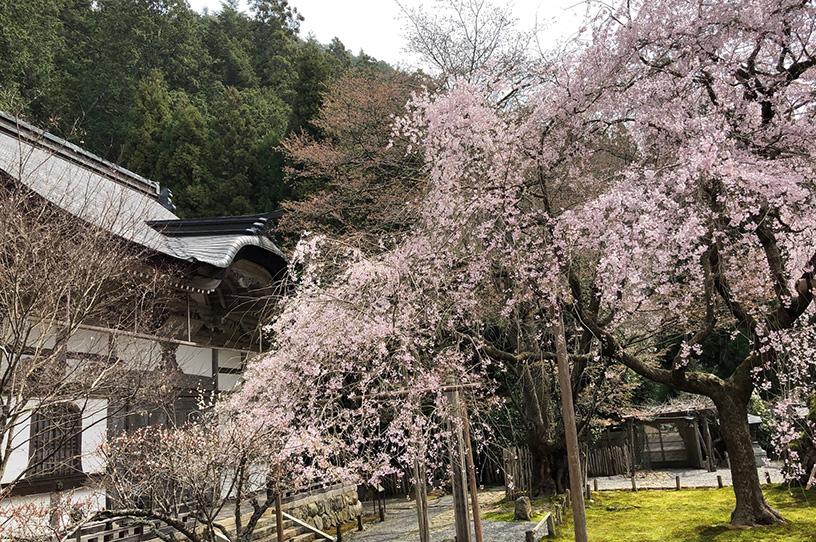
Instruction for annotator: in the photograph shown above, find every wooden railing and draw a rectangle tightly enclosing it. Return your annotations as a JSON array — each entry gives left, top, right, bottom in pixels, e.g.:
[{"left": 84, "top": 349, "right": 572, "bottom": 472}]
[
  {"left": 71, "top": 507, "right": 198, "bottom": 542},
  {"left": 525, "top": 512, "right": 556, "bottom": 541},
  {"left": 281, "top": 511, "right": 335, "bottom": 542},
  {"left": 68, "top": 482, "right": 343, "bottom": 542}
]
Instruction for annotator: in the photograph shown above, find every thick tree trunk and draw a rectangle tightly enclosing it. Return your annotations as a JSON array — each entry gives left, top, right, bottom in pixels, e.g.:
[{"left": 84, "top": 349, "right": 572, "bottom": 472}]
[
  {"left": 713, "top": 392, "right": 785, "bottom": 526},
  {"left": 527, "top": 428, "right": 559, "bottom": 496},
  {"left": 517, "top": 361, "right": 559, "bottom": 496}
]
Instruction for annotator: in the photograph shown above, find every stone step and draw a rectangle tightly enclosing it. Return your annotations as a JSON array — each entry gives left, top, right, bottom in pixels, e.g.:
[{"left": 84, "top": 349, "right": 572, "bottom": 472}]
[
  {"left": 252, "top": 519, "right": 295, "bottom": 539},
  {"left": 254, "top": 520, "right": 331, "bottom": 542}
]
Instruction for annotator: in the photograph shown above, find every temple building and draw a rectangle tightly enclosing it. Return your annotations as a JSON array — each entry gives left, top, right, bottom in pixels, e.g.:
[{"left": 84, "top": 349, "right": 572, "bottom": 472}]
[{"left": 0, "top": 111, "right": 287, "bottom": 506}]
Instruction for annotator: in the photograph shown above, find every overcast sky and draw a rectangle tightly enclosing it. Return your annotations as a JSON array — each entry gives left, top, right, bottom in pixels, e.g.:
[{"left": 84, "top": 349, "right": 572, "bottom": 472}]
[{"left": 186, "top": 0, "right": 586, "bottom": 69}]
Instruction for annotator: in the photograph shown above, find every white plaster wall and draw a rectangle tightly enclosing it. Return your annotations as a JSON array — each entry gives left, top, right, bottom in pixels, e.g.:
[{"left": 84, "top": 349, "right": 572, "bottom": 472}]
[
  {"left": 217, "top": 349, "right": 244, "bottom": 391},
  {"left": 2, "top": 405, "right": 32, "bottom": 485},
  {"left": 176, "top": 344, "right": 212, "bottom": 376},
  {"left": 114, "top": 335, "right": 162, "bottom": 370},
  {"left": 67, "top": 329, "right": 110, "bottom": 356},
  {"left": 218, "top": 374, "right": 241, "bottom": 391},
  {"left": 218, "top": 349, "right": 243, "bottom": 370},
  {"left": 0, "top": 487, "right": 107, "bottom": 535},
  {"left": 21, "top": 322, "right": 58, "bottom": 350},
  {"left": 80, "top": 398, "right": 108, "bottom": 474}
]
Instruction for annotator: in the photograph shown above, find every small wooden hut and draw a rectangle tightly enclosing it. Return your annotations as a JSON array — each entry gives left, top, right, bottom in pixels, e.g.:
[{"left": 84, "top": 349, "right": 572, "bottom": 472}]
[{"left": 588, "top": 398, "right": 719, "bottom": 476}]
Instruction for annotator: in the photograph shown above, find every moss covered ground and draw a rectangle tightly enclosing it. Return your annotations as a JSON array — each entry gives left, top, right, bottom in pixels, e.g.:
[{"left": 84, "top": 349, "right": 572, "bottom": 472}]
[{"left": 547, "top": 485, "right": 816, "bottom": 542}]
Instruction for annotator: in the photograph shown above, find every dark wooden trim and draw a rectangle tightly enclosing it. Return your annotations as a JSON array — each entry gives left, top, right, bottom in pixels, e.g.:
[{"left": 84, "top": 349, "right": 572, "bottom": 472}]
[{"left": 2, "top": 473, "right": 89, "bottom": 496}]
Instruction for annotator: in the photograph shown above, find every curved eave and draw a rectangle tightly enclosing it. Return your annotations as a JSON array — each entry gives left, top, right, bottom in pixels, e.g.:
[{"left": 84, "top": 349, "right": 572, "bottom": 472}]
[{"left": 167, "top": 234, "right": 287, "bottom": 273}]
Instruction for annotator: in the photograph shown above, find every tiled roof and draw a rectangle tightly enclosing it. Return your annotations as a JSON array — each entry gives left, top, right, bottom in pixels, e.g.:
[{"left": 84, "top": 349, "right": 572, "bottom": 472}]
[{"left": 0, "top": 112, "right": 286, "bottom": 272}]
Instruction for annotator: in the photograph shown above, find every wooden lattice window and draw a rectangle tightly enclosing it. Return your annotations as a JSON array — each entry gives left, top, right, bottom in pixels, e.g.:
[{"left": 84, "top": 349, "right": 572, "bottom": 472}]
[{"left": 27, "top": 404, "right": 82, "bottom": 478}]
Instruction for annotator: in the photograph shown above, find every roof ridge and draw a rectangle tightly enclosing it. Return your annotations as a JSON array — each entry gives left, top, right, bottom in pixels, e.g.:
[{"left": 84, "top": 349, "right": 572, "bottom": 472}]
[{"left": 0, "top": 111, "right": 162, "bottom": 199}]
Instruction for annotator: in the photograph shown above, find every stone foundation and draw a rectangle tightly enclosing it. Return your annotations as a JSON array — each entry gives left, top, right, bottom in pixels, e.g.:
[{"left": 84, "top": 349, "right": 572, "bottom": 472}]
[{"left": 283, "top": 484, "right": 364, "bottom": 533}]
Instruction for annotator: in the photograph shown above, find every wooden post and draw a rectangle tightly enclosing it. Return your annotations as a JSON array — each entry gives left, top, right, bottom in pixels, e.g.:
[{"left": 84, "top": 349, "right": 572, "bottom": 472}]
[
  {"left": 675, "top": 476, "right": 681, "bottom": 490},
  {"left": 186, "top": 293, "right": 191, "bottom": 342},
  {"left": 445, "top": 384, "right": 471, "bottom": 542},
  {"left": 413, "top": 457, "right": 430, "bottom": 542},
  {"left": 582, "top": 449, "right": 589, "bottom": 488},
  {"left": 703, "top": 415, "right": 715, "bottom": 472},
  {"left": 692, "top": 418, "right": 705, "bottom": 468},
  {"left": 546, "top": 513, "right": 557, "bottom": 538},
  {"left": 211, "top": 348, "right": 219, "bottom": 401},
  {"left": 593, "top": 478, "right": 598, "bottom": 492},
  {"left": 381, "top": 490, "right": 386, "bottom": 515},
  {"left": 627, "top": 418, "right": 636, "bottom": 477},
  {"left": 461, "top": 401, "right": 484, "bottom": 542},
  {"left": 553, "top": 305, "right": 588, "bottom": 542},
  {"left": 275, "top": 493, "right": 284, "bottom": 542},
  {"left": 585, "top": 483, "right": 591, "bottom": 500},
  {"left": 717, "top": 475, "right": 723, "bottom": 489},
  {"left": 658, "top": 425, "right": 666, "bottom": 462}
]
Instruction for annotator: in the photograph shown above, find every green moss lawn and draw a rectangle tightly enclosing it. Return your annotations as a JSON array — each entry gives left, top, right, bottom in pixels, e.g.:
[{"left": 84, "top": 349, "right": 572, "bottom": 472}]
[{"left": 548, "top": 485, "right": 816, "bottom": 542}]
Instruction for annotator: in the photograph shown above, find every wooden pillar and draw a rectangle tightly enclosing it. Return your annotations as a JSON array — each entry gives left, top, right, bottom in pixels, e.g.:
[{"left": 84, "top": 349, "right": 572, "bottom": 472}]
[
  {"left": 186, "top": 293, "right": 192, "bottom": 342},
  {"left": 692, "top": 418, "right": 705, "bottom": 468},
  {"left": 461, "top": 401, "right": 484, "bottom": 542},
  {"left": 657, "top": 425, "right": 666, "bottom": 463},
  {"left": 275, "top": 493, "right": 284, "bottom": 542},
  {"left": 413, "top": 457, "right": 430, "bottom": 542},
  {"left": 552, "top": 305, "right": 588, "bottom": 542},
  {"left": 627, "top": 418, "right": 636, "bottom": 476},
  {"left": 445, "top": 384, "right": 471, "bottom": 542},
  {"left": 211, "top": 348, "right": 219, "bottom": 401},
  {"left": 703, "top": 415, "right": 715, "bottom": 472}
]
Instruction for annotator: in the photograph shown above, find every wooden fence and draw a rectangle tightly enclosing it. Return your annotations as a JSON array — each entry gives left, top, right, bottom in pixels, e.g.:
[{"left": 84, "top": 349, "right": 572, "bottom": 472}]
[
  {"left": 503, "top": 446, "right": 533, "bottom": 501},
  {"left": 72, "top": 509, "right": 197, "bottom": 542},
  {"left": 587, "top": 445, "right": 630, "bottom": 477}
]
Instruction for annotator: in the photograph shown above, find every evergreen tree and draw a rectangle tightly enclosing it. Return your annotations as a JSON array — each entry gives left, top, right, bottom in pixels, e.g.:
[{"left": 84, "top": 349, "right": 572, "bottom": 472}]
[
  {"left": 0, "top": 0, "right": 66, "bottom": 116},
  {"left": 208, "top": 86, "right": 259, "bottom": 216},
  {"left": 201, "top": 2, "right": 258, "bottom": 89},
  {"left": 123, "top": 70, "right": 172, "bottom": 181},
  {"left": 288, "top": 38, "right": 333, "bottom": 137},
  {"left": 158, "top": 92, "right": 212, "bottom": 217}
]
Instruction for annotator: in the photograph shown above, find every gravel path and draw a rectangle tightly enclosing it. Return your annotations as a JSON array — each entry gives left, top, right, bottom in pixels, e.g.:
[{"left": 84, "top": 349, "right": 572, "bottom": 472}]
[
  {"left": 346, "top": 493, "right": 540, "bottom": 542},
  {"left": 593, "top": 463, "right": 785, "bottom": 491},
  {"left": 346, "top": 465, "right": 786, "bottom": 542}
]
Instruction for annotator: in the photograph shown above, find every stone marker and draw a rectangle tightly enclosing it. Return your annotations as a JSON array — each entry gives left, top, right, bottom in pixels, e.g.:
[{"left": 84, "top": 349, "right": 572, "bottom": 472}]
[{"left": 515, "top": 496, "right": 533, "bottom": 521}]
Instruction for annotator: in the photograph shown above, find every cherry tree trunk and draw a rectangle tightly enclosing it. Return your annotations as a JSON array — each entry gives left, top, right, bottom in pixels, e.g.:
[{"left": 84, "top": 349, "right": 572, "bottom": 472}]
[
  {"left": 518, "top": 362, "right": 559, "bottom": 496},
  {"left": 713, "top": 393, "right": 785, "bottom": 526},
  {"left": 526, "top": 433, "right": 560, "bottom": 496}
]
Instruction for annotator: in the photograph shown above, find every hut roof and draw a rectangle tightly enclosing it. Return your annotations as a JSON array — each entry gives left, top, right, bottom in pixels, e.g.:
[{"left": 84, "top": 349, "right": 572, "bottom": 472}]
[{"left": 623, "top": 397, "right": 716, "bottom": 421}]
